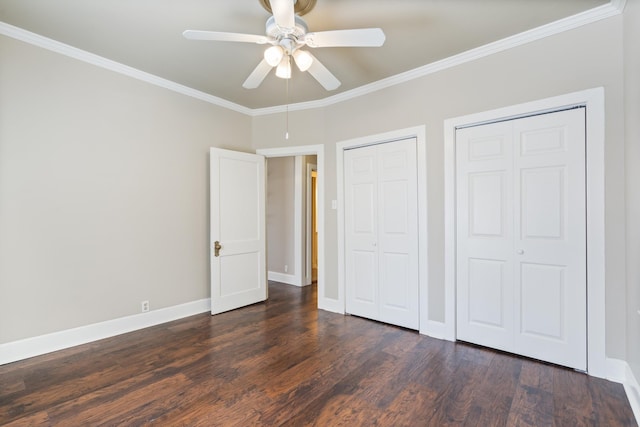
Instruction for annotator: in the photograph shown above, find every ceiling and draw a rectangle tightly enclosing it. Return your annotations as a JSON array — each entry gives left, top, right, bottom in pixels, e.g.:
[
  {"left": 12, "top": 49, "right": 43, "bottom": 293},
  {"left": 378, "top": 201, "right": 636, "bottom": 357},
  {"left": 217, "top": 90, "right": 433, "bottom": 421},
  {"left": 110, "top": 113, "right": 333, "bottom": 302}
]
[{"left": 0, "top": 0, "right": 610, "bottom": 110}]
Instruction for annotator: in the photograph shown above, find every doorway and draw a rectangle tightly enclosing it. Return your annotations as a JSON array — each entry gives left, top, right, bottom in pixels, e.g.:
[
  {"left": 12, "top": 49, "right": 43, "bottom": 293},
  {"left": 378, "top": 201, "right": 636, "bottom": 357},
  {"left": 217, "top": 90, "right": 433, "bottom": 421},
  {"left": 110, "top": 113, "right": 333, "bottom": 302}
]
[
  {"left": 257, "top": 145, "right": 327, "bottom": 311},
  {"left": 265, "top": 155, "right": 317, "bottom": 288}
]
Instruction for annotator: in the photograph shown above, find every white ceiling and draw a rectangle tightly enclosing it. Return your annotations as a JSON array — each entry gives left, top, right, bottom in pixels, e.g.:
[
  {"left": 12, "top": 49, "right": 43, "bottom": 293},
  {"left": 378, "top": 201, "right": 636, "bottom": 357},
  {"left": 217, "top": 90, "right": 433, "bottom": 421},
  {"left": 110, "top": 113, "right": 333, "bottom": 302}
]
[{"left": 0, "top": 0, "right": 610, "bottom": 109}]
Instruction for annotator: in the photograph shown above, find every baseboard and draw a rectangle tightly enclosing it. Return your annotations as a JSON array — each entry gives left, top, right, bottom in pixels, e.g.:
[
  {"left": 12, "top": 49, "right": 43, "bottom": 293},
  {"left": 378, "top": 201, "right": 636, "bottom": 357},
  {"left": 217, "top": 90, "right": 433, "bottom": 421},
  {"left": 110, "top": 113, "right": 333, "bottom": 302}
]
[
  {"left": 268, "top": 271, "right": 299, "bottom": 286},
  {"left": 605, "top": 357, "right": 628, "bottom": 383},
  {"left": 0, "top": 298, "right": 211, "bottom": 366},
  {"left": 624, "top": 363, "right": 640, "bottom": 424},
  {"left": 318, "top": 296, "right": 344, "bottom": 314},
  {"left": 420, "top": 320, "right": 453, "bottom": 341},
  {"left": 604, "top": 358, "right": 640, "bottom": 424}
]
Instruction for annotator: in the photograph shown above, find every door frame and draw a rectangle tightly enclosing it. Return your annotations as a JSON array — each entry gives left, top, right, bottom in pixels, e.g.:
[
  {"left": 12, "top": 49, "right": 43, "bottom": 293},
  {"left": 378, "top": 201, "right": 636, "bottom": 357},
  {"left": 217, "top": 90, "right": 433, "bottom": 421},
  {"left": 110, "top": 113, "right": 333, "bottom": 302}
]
[
  {"left": 306, "top": 163, "right": 317, "bottom": 286},
  {"left": 257, "top": 145, "right": 326, "bottom": 310},
  {"left": 336, "top": 125, "right": 429, "bottom": 332},
  {"left": 444, "top": 87, "right": 606, "bottom": 377}
]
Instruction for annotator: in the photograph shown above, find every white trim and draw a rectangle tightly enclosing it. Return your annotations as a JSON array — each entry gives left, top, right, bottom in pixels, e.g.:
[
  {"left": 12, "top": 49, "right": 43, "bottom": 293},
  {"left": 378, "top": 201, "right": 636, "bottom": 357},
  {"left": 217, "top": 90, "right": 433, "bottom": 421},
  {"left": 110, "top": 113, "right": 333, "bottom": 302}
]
[
  {"left": 1, "top": 1, "right": 624, "bottom": 116},
  {"left": 293, "top": 156, "right": 304, "bottom": 286},
  {"left": 424, "top": 321, "right": 448, "bottom": 341},
  {"left": 336, "top": 126, "right": 429, "bottom": 331},
  {"left": 0, "top": 298, "right": 210, "bottom": 366},
  {"left": 612, "top": 0, "right": 628, "bottom": 13},
  {"left": 267, "top": 271, "right": 298, "bottom": 286},
  {"left": 607, "top": 357, "right": 629, "bottom": 383},
  {"left": 0, "top": 22, "right": 252, "bottom": 116},
  {"left": 256, "top": 145, "right": 328, "bottom": 310},
  {"left": 443, "top": 87, "right": 607, "bottom": 377},
  {"left": 416, "top": 132, "right": 430, "bottom": 335},
  {"left": 604, "top": 358, "right": 640, "bottom": 424},
  {"left": 306, "top": 163, "right": 318, "bottom": 286},
  {"left": 624, "top": 363, "right": 640, "bottom": 424}
]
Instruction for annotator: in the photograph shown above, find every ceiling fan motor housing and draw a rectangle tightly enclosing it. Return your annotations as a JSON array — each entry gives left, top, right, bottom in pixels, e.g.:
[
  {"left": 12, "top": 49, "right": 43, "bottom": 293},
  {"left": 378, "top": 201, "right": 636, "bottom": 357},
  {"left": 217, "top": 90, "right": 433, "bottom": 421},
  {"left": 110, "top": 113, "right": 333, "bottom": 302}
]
[{"left": 266, "top": 15, "right": 308, "bottom": 54}]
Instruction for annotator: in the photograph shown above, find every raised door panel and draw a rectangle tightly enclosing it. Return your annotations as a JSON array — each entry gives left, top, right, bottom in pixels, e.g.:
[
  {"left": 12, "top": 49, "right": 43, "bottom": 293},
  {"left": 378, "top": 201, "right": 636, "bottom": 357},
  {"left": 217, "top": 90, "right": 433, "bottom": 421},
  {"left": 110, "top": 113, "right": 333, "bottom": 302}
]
[
  {"left": 519, "top": 263, "right": 565, "bottom": 340},
  {"left": 469, "top": 172, "right": 507, "bottom": 238},
  {"left": 520, "top": 167, "right": 565, "bottom": 240},
  {"left": 467, "top": 258, "right": 507, "bottom": 329},
  {"left": 352, "top": 250, "right": 377, "bottom": 304}
]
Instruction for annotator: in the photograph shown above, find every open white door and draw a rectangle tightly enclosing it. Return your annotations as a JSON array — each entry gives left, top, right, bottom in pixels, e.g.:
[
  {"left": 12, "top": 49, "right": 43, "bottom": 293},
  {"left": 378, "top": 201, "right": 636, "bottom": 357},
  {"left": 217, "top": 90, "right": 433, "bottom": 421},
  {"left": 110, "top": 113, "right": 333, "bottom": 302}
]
[{"left": 210, "top": 148, "right": 267, "bottom": 315}]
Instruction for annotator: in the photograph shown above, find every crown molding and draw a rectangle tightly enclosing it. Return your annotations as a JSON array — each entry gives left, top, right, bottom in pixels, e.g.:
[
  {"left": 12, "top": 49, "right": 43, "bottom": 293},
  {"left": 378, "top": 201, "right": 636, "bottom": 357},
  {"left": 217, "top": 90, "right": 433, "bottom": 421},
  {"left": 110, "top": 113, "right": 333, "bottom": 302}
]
[
  {"left": 0, "top": 1, "right": 625, "bottom": 117},
  {"left": 0, "top": 22, "right": 254, "bottom": 116},
  {"left": 251, "top": 1, "right": 625, "bottom": 116}
]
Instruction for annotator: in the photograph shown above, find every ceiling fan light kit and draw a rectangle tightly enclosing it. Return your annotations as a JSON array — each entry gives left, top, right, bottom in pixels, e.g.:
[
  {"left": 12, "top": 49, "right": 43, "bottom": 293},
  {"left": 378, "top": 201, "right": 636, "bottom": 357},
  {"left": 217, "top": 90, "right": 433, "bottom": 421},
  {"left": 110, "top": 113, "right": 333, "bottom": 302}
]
[
  {"left": 264, "top": 45, "right": 284, "bottom": 67},
  {"left": 183, "top": 0, "right": 385, "bottom": 91},
  {"left": 275, "top": 55, "right": 292, "bottom": 79},
  {"left": 292, "top": 49, "right": 313, "bottom": 72}
]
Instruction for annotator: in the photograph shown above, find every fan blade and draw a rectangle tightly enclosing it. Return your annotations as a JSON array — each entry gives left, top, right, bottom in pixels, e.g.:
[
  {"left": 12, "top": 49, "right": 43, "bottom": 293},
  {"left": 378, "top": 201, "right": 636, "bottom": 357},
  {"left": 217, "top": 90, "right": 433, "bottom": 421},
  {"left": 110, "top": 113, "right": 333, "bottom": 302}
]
[
  {"left": 306, "top": 53, "right": 341, "bottom": 91},
  {"left": 243, "top": 59, "right": 274, "bottom": 89},
  {"left": 270, "top": 0, "right": 295, "bottom": 30},
  {"left": 305, "top": 28, "right": 386, "bottom": 48},
  {"left": 183, "top": 30, "right": 269, "bottom": 44}
]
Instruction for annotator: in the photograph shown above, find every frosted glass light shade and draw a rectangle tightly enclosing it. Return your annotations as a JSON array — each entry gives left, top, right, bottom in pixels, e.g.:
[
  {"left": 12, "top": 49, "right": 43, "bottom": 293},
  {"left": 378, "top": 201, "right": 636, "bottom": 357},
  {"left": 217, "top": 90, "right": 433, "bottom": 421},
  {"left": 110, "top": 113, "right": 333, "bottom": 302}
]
[
  {"left": 264, "top": 46, "right": 284, "bottom": 67},
  {"left": 293, "top": 49, "right": 313, "bottom": 72},
  {"left": 275, "top": 56, "right": 292, "bottom": 79}
]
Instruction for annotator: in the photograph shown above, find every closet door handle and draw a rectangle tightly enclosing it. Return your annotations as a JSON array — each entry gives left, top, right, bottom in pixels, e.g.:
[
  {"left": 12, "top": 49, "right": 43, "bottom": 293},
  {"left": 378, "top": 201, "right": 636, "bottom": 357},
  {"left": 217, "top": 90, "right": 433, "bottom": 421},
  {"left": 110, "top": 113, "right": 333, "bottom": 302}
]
[
  {"left": 214, "top": 241, "right": 222, "bottom": 257},
  {"left": 516, "top": 249, "right": 524, "bottom": 255}
]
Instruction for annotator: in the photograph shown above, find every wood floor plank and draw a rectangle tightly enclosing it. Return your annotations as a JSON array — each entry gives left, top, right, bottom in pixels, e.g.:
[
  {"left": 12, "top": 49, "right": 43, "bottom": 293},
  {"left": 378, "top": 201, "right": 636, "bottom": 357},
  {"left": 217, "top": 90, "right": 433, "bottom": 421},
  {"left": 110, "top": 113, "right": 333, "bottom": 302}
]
[
  {"left": 552, "top": 365, "right": 597, "bottom": 424},
  {"left": 0, "top": 282, "right": 636, "bottom": 426},
  {"left": 462, "top": 350, "right": 522, "bottom": 426},
  {"left": 2, "top": 410, "right": 50, "bottom": 427},
  {"left": 588, "top": 373, "right": 638, "bottom": 426}
]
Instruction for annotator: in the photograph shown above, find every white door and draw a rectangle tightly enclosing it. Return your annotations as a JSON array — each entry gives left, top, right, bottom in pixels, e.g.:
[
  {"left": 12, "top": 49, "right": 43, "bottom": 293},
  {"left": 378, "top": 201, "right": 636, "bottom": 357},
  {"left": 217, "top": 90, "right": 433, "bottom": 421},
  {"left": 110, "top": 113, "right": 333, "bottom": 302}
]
[
  {"left": 345, "top": 138, "right": 419, "bottom": 329},
  {"left": 456, "top": 108, "right": 586, "bottom": 370},
  {"left": 210, "top": 148, "right": 267, "bottom": 315}
]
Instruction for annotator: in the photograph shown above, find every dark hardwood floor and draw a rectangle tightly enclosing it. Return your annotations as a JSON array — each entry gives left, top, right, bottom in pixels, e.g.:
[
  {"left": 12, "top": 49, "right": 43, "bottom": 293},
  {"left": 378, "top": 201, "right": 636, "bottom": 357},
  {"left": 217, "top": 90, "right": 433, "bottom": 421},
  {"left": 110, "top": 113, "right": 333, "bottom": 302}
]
[{"left": 1, "top": 282, "right": 636, "bottom": 426}]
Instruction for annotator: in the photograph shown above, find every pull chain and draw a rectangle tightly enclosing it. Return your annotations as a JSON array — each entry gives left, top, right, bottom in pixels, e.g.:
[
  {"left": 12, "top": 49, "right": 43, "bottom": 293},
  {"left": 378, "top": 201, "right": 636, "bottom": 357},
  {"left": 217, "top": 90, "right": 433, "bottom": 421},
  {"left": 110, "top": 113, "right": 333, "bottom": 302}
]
[{"left": 285, "top": 76, "right": 290, "bottom": 140}]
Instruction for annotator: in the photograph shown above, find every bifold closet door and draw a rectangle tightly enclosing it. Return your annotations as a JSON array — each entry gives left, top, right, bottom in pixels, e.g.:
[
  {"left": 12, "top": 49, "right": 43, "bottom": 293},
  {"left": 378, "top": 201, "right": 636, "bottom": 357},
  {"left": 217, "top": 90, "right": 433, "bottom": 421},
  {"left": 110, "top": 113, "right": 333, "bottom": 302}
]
[
  {"left": 456, "top": 108, "right": 587, "bottom": 370},
  {"left": 344, "top": 138, "right": 419, "bottom": 330}
]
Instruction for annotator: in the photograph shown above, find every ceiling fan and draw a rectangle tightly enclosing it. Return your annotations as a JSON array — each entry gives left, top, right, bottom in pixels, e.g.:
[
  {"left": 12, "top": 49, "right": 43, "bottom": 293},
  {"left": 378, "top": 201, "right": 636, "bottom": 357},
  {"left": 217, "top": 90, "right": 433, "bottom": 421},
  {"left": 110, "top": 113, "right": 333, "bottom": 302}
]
[{"left": 183, "top": 0, "right": 386, "bottom": 91}]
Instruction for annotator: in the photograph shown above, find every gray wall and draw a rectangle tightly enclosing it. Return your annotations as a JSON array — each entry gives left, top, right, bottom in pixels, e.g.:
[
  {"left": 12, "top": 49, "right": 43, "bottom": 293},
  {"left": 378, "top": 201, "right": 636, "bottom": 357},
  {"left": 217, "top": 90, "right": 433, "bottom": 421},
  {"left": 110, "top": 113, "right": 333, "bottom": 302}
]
[
  {"left": 624, "top": 0, "right": 640, "bottom": 382},
  {"left": 0, "top": 36, "right": 252, "bottom": 343},
  {"left": 266, "top": 156, "right": 295, "bottom": 275},
  {"left": 252, "top": 15, "right": 628, "bottom": 358}
]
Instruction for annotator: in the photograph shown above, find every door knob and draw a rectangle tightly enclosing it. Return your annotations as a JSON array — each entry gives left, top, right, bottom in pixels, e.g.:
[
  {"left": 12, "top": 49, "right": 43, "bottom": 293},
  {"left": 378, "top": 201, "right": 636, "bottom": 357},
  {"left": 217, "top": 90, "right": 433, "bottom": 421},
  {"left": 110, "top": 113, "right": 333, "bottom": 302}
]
[
  {"left": 516, "top": 249, "right": 524, "bottom": 255},
  {"left": 214, "top": 241, "right": 222, "bottom": 257}
]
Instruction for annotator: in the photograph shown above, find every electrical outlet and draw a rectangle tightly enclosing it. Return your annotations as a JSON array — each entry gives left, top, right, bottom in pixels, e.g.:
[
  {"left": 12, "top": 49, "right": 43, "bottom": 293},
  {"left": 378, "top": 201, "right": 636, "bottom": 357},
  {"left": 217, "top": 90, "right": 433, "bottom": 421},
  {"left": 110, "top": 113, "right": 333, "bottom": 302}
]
[
  {"left": 141, "top": 300, "right": 149, "bottom": 313},
  {"left": 284, "top": 265, "right": 288, "bottom": 273}
]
